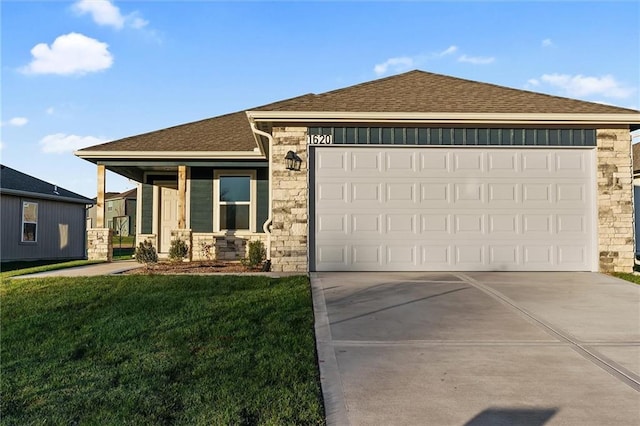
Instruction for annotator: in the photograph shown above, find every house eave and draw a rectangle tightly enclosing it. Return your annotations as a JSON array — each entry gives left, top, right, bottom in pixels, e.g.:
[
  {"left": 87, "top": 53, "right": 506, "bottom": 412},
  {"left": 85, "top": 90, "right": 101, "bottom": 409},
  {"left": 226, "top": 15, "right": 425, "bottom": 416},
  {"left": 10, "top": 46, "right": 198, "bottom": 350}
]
[
  {"left": 246, "top": 111, "right": 640, "bottom": 126},
  {"left": 75, "top": 150, "right": 266, "bottom": 161},
  {"left": 0, "top": 188, "right": 93, "bottom": 205}
]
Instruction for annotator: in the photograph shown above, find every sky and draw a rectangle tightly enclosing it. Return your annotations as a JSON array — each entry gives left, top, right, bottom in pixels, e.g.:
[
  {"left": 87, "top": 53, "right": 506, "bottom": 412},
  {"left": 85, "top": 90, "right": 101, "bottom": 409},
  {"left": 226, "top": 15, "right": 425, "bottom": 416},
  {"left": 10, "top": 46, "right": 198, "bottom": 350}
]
[{"left": 2, "top": 0, "right": 639, "bottom": 198}]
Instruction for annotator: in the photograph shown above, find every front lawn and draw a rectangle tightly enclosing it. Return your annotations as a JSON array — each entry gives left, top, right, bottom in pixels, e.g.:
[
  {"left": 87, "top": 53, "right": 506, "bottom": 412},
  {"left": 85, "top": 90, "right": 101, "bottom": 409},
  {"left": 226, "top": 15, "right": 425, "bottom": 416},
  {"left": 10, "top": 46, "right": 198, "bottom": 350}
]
[
  {"left": 1, "top": 275, "right": 324, "bottom": 425},
  {"left": 612, "top": 272, "right": 640, "bottom": 285}
]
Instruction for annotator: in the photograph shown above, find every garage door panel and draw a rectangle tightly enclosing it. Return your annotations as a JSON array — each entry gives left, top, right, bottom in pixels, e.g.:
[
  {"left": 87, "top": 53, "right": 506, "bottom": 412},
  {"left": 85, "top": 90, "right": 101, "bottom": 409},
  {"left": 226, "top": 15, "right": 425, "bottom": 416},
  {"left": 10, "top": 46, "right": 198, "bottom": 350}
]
[
  {"left": 487, "top": 151, "right": 519, "bottom": 174},
  {"left": 317, "top": 150, "right": 348, "bottom": 173},
  {"left": 387, "top": 245, "right": 417, "bottom": 266},
  {"left": 421, "top": 245, "right": 451, "bottom": 264},
  {"left": 453, "top": 151, "right": 484, "bottom": 172},
  {"left": 421, "top": 214, "right": 451, "bottom": 233},
  {"left": 455, "top": 245, "right": 485, "bottom": 265},
  {"left": 489, "top": 245, "right": 520, "bottom": 265},
  {"left": 352, "top": 214, "right": 382, "bottom": 234},
  {"left": 385, "top": 151, "right": 416, "bottom": 172},
  {"left": 317, "top": 182, "right": 347, "bottom": 203},
  {"left": 420, "top": 151, "right": 450, "bottom": 172},
  {"left": 314, "top": 147, "right": 594, "bottom": 271},
  {"left": 351, "top": 151, "right": 382, "bottom": 172},
  {"left": 555, "top": 151, "right": 590, "bottom": 177},
  {"left": 352, "top": 245, "right": 382, "bottom": 266},
  {"left": 386, "top": 183, "right": 417, "bottom": 202}
]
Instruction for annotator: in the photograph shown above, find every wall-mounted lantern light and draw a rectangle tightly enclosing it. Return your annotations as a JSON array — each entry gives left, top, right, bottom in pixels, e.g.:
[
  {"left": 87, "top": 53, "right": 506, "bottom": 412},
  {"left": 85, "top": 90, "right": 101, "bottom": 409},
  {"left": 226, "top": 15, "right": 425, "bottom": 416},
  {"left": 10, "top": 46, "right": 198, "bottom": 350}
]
[{"left": 285, "top": 150, "right": 302, "bottom": 171}]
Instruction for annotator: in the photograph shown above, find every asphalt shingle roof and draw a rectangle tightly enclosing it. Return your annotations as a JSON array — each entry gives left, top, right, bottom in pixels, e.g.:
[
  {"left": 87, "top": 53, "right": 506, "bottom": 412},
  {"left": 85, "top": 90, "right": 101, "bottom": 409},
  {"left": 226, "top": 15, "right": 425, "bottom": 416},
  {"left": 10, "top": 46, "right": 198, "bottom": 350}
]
[
  {"left": 256, "top": 70, "right": 639, "bottom": 114},
  {"left": 0, "top": 164, "right": 93, "bottom": 204},
  {"left": 77, "top": 70, "right": 639, "bottom": 154}
]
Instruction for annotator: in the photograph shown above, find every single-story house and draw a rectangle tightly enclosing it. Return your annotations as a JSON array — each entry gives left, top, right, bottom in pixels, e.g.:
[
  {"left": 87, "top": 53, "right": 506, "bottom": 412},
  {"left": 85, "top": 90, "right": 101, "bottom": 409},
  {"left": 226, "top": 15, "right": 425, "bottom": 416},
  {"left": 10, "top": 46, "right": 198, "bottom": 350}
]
[
  {"left": 86, "top": 188, "right": 137, "bottom": 236},
  {"left": 76, "top": 70, "right": 640, "bottom": 273},
  {"left": 0, "top": 164, "right": 93, "bottom": 262}
]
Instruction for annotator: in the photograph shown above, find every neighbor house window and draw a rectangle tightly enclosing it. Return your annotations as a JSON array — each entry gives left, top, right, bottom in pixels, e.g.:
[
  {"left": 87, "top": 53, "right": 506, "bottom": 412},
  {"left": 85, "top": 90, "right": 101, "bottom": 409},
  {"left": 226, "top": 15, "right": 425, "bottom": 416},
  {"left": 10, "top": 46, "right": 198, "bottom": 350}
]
[
  {"left": 21, "top": 201, "right": 38, "bottom": 242},
  {"left": 214, "top": 171, "right": 256, "bottom": 232}
]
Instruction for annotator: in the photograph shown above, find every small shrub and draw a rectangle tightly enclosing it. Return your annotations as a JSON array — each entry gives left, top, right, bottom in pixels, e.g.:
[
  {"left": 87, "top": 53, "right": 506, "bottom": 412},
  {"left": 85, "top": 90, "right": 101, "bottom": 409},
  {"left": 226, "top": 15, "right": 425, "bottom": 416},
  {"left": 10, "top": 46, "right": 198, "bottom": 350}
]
[
  {"left": 135, "top": 240, "right": 158, "bottom": 268},
  {"left": 169, "top": 239, "right": 189, "bottom": 262},
  {"left": 199, "top": 241, "right": 213, "bottom": 261},
  {"left": 241, "top": 240, "right": 266, "bottom": 268}
]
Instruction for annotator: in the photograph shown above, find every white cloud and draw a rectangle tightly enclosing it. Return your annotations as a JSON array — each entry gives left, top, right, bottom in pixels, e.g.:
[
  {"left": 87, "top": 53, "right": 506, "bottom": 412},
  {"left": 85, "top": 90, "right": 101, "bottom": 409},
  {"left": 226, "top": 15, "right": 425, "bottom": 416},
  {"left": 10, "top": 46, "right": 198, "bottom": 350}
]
[
  {"left": 0, "top": 141, "right": 5, "bottom": 151},
  {"left": 9, "top": 117, "right": 28, "bottom": 126},
  {"left": 538, "top": 73, "right": 636, "bottom": 99},
  {"left": 20, "top": 33, "right": 113, "bottom": 76},
  {"left": 374, "top": 56, "right": 414, "bottom": 76},
  {"left": 40, "top": 133, "right": 108, "bottom": 153},
  {"left": 527, "top": 78, "right": 540, "bottom": 87},
  {"left": 73, "top": 0, "right": 124, "bottom": 29},
  {"left": 542, "top": 38, "right": 554, "bottom": 47},
  {"left": 72, "top": 0, "right": 150, "bottom": 31},
  {"left": 1, "top": 117, "right": 29, "bottom": 127},
  {"left": 46, "top": 107, "right": 55, "bottom": 115},
  {"left": 458, "top": 54, "right": 495, "bottom": 65},
  {"left": 373, "top": 45, "right": 458, "bottom": 76},
  {"left": 438, "top": 45, "right": 458, "bottom": 57}
]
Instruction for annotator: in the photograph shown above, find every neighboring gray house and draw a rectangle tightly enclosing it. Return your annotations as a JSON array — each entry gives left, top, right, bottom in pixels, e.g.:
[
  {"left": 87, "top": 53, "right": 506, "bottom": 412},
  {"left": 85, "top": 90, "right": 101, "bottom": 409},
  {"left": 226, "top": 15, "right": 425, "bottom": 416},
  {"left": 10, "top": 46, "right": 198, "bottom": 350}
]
[
  {"left": 0, "top": 164, "right": 93, "bottom": 262},
  {"left": 87, "top": 188, "right": 137, "bottom": 236}
]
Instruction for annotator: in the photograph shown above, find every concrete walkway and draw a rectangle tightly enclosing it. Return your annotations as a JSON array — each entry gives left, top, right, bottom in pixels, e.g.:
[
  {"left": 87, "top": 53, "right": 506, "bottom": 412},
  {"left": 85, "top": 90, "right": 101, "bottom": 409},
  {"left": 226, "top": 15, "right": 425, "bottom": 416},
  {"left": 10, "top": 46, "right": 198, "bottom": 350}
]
[
  {"left": 311, "top": 272, "right": 640, "bottom": 426},
  {"left": 11, "top": 260, "right": 142, "bottom": 278}
]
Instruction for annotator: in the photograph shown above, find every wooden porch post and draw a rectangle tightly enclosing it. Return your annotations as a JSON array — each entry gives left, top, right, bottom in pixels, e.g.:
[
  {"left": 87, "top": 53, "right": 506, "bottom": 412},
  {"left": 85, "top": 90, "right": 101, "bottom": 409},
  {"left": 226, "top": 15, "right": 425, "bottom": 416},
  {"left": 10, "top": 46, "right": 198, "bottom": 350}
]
[
  {"left": 97, "top": 164, "right": 106, "bottom": 228},
  {"left": 178, "top": 165, "right": 186, "bottom": 229}
]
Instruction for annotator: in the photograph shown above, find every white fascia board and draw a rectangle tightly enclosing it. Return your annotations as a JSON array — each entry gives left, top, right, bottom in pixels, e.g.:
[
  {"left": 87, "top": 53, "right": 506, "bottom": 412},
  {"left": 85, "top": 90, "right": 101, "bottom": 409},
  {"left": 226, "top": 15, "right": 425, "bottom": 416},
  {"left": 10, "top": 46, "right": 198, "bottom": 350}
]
[
  {"left": 246, "top": 111, "right": 640, "bottom": 125},
  {"left": 75, "top": 150, "right": 266, "bottom": 160}
]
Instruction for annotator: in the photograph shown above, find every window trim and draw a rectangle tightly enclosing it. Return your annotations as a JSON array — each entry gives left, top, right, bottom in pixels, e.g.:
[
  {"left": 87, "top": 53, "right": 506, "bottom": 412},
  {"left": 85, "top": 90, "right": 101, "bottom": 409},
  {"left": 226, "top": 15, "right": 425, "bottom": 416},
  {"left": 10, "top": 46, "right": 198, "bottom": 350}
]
[
  {"left": 213, "top": 170, "right": 256, "bottom": 232},
  {"left": 21, "top": 200, "right": 38, "bottom": 243}
]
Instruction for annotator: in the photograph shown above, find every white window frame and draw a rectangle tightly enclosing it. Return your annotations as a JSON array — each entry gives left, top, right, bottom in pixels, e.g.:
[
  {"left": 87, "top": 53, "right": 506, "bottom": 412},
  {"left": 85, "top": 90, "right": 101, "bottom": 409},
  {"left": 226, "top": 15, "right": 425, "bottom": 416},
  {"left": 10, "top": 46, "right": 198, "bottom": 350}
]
[
  {"left": 21, "top": 201, "right": 38, "bottom": 243},
  {"left": 213, "top": 170, "right": 256, "bottom": 233}
]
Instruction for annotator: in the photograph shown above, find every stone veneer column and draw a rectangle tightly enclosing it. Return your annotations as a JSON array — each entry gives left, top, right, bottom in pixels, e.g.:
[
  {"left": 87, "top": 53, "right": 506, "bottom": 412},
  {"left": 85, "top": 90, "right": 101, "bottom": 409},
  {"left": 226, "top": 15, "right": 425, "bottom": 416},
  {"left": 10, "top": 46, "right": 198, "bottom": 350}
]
[
  {"left": 597, "top": 128, "right": 634, "bottom": 273},
  {"left": 87, "top": 228, "right": 113, "bottom": 261},
  {"left": 270, "top": 127, "right": 308, "bottom": 272}
]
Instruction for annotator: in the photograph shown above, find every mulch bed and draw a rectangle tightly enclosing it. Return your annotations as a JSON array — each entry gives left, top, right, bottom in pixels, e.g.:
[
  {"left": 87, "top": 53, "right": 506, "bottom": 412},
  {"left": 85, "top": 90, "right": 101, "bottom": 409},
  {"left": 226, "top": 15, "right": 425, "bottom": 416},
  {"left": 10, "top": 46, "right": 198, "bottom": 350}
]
[{"left": 123, "top": 260, "right": 264, "bottom": 275}]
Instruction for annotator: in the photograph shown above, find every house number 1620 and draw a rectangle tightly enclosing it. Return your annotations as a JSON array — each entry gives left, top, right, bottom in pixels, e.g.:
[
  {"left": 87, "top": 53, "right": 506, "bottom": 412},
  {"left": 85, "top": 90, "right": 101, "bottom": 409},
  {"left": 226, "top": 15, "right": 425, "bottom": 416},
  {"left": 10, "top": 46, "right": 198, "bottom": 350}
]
[{"left": 307, "top": 135, "right": 333, "bottom": 145}]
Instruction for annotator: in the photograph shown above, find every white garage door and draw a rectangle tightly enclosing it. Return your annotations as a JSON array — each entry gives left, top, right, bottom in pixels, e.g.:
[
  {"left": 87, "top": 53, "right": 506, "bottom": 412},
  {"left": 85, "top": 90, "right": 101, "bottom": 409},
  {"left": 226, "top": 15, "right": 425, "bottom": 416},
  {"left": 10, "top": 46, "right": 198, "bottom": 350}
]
[{"left": 312, "top": 147, "right": 596, "bottom": 272}]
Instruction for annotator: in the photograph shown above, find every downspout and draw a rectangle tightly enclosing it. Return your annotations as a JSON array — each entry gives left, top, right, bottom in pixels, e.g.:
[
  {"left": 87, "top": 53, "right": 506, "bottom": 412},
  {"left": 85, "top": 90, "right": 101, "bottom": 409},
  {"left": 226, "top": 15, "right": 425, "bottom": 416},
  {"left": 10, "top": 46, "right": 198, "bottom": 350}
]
[{"left": 250, "top": 123, "right": 273, "bottom": 263}]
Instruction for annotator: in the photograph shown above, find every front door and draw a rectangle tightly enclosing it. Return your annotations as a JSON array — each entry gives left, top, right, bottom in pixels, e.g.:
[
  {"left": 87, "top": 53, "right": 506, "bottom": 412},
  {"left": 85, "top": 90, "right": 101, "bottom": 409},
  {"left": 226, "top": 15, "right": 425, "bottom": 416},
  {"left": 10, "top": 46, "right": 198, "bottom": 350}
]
[{"left": 160, "top": 186, "right": 179, "bottom": 253}]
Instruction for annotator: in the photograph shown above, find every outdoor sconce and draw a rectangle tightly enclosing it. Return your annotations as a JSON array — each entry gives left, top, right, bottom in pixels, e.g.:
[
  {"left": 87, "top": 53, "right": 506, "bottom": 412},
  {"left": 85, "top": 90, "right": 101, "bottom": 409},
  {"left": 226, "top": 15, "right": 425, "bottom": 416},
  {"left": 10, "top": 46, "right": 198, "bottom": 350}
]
[{"left": 285, "top": 150, "right": 303, "bottom": 171}]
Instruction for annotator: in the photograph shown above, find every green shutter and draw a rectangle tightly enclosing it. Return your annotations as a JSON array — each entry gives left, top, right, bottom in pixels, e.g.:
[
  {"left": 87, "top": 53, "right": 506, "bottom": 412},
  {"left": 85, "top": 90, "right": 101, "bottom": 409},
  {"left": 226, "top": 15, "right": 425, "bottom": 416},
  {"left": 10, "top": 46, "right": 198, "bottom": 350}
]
[
  {"left": 190, "top": 178, "right": 213, "bottom": 232},
  {"left": 256, "top": 169, "right": 268, "bottom": 234},
  {"left": 141, "top": 184, "right": 153, "bottom": 234}
]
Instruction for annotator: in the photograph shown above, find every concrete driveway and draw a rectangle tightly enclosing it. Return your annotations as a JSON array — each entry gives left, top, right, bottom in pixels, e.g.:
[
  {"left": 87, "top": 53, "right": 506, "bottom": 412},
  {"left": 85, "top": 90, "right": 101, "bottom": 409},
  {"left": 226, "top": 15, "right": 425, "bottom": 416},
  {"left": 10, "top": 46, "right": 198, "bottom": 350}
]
[{"left": 311, "top": 272, "right": 640, "bottom": 426}]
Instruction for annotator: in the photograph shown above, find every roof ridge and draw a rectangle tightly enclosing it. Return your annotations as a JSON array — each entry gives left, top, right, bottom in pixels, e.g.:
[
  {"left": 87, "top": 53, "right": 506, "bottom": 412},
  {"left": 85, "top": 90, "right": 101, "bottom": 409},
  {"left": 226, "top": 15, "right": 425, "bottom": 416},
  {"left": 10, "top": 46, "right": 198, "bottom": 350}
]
[{"left": 311, "top": 69, "right": 638, "bottom": 113}]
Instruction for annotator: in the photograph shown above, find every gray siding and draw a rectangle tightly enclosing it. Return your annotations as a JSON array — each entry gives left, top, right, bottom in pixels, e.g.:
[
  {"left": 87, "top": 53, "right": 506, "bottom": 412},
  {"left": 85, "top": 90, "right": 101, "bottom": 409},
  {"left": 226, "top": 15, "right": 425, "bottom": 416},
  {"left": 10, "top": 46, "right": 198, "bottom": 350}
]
[{"left": 1, "top": 194, "right": 87, "bottom": 261}]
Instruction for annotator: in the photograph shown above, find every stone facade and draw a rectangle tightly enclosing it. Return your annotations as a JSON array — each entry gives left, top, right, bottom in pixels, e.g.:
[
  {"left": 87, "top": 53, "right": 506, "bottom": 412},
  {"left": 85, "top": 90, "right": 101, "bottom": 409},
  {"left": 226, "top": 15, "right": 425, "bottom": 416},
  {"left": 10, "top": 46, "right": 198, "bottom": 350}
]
[
  {"left": 270, "top": 127, "right": 309, "bottom": 272},
  {"left": 192, "top": 232, "right": 268, "bottom": 261},
  {"left": 87, "top": 228, "right": 113, "bottom": 261},
  {"left": 596, "top": 128, "right": 634, "bottom": 273}
]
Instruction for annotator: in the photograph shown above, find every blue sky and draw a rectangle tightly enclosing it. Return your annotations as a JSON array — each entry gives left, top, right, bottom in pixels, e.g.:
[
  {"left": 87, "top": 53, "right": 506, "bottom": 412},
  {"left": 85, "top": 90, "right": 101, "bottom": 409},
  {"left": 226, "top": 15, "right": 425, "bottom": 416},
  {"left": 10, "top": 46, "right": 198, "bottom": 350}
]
[{"left": 2, "top": 1, "right": 639, "bottom": 198}]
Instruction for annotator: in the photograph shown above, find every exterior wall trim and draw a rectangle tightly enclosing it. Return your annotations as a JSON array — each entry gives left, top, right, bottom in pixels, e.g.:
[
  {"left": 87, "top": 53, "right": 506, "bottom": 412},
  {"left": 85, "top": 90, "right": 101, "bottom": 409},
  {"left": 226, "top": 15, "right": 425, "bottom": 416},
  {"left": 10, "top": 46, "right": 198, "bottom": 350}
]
[{"left": 247, "top": 111, "right": 640, "bottom": 126}]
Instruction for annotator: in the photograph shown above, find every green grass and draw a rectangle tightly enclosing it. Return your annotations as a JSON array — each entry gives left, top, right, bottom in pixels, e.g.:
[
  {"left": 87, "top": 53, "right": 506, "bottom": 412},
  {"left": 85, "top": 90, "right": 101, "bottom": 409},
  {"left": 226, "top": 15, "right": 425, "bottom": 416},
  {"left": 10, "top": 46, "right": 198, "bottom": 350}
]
[
  {"left": 612, "top": 272, "right": 640, "bottom": 285},
  {"left": 0, "top": 259, "right": 103, "bottom": 279},
  {"left": 1, "top": 275, "right": 324, "bottom": 425}
]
